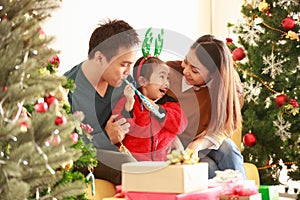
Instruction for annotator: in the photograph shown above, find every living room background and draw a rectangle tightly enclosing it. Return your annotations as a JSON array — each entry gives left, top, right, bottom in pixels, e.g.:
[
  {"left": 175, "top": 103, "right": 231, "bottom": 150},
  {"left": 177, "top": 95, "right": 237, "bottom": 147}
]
[{"left": 42, "top": 0, "right": 244, "bottom": 74}]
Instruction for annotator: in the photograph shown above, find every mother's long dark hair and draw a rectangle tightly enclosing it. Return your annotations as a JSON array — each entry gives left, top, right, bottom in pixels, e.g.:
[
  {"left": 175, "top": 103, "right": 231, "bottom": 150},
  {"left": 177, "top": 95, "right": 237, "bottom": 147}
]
[{"left": 192, "top": 34, "right": 243, "bottom": 138}]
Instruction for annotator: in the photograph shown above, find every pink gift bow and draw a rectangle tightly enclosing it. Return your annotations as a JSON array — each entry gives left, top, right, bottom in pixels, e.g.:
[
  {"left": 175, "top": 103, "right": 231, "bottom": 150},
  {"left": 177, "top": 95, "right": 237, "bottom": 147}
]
[
  {"left": 222, "top": 181, "right": 258, "bottom": 196},
  {"left": 114, "top": 185, "right": 125, "bottom": 198}
]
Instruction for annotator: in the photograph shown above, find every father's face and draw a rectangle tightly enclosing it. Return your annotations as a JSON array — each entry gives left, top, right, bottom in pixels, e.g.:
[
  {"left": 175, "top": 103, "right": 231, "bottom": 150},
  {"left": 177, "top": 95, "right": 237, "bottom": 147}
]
[{"left": 102, "top": 46, "right": 138, "bottom": 87}]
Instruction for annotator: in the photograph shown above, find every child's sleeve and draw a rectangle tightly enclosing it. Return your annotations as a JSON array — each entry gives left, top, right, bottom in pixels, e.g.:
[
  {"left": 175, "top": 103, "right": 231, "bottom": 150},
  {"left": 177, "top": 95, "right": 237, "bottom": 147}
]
[
  {"left": 161, "top": 101, "right": 188, "bottom": 136},
  {"left": 113, "top": 95, "right": 134, "bottom": 119}
]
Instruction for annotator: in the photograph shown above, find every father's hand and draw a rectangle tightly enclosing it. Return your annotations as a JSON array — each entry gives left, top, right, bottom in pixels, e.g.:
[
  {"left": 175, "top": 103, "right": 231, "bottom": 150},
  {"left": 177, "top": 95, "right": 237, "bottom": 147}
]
[{"left": 105, "top": 114, "right": 130, "bottom": 144}]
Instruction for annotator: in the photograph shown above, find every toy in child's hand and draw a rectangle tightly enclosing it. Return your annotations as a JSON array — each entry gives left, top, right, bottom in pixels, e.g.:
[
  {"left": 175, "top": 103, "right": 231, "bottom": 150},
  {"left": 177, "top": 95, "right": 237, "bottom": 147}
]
[{"left": 123, "top": 79, "right": 165, "bottom": 119}]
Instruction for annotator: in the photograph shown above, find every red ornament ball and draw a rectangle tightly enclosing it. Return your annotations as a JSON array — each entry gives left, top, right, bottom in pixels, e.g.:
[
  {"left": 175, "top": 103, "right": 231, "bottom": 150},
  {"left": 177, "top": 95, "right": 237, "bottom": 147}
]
[
  {"left": 226, "top": 38, "right": 233, "bottom": 44},
  {"left": 282, "top": 17, "right": 295, "bottom": 30},
  {"left": 55, "top": 116, "right": 67, "bottom": 125},
  {"left": 34, "top": 102, "right": 48, "bottom": 113},
  {"left": 70, "top": 132, "right": 79, "bottom": 144},
  {"left": 289, "top": 99, "right": 298, "bottom": 107},
  {"left": 275, "top": 94, "right": 288, "bottom": 107},
  {"left": 1, "top": 14, "right": 7, "bottom": 21},
  {"left": 44, "top": 94, "right": 58, "bottom": 107},
  {"left": 232, "top": 47, "right": 246, "bottom": 61},
  {"left": 49, "top": 55, "right": 60, "bottom": 68},
  {"left": 243, "top": 132, "right": 257, "bottom": 147},
  {"left": 266, "top": 11, "right": 272, "bottom": 17},
  {"left": 2, "top": 86, "right": 8, "bottom": 92}
]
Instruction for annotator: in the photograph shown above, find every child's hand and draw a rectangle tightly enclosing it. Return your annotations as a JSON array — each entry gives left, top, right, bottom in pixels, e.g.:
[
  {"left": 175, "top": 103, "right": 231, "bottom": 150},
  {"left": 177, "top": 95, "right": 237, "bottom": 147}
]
[
  {"left": 124, "top": 85, "right": 135, "bottom": 99},
  {"left": 124, "top": 85, "right": 135, "bottom": 111}
]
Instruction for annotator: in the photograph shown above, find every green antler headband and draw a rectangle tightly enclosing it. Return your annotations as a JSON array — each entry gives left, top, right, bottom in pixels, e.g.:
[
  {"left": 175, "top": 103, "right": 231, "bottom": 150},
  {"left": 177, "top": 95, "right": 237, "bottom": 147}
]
[
  {"left": 137, "top": 28, "right": 164, "bottom": 79},
  {"left": 141, "top": 28, "right": 153, "bottom": 58},
  {"left": 154, "top": 29, "right": 164, "bottom": 56},
  {"left": 141, "top": 27, "right": 164, "bottom": 58}
]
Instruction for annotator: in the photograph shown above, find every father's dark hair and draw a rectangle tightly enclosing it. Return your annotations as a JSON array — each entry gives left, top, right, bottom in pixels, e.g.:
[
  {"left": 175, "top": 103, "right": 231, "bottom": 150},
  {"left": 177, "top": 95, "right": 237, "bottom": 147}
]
[{"left": 88, "top": 19, "right": 140, "bottom": 61}]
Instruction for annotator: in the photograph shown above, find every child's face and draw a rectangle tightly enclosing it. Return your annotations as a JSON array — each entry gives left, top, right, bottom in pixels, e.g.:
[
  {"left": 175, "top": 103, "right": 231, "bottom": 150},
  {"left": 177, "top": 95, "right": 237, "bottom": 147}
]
[{"left": 143, "top": 64, "right": 170, "bottom": 101}]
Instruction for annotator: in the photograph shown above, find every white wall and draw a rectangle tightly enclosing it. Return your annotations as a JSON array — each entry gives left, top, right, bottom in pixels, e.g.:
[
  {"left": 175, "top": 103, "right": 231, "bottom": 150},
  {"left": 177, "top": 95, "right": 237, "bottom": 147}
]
[
  {"left": 43, "top": 0, "right": 243, "bottom": 74},
  {"left": 211, "top": 0, "right": 244, "bottom": 39}
]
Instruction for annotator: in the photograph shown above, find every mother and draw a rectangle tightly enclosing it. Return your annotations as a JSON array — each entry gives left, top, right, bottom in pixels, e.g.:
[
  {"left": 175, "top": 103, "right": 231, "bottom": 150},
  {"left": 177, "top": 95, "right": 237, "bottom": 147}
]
[{"left": 167, "top": 34, "right": 246, "bottom": 178}]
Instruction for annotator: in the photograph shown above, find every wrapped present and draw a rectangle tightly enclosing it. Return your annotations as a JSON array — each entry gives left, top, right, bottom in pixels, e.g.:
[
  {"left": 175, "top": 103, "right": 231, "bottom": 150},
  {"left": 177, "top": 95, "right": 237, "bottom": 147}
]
[
  {"left": 122, "top": 149, "right": 207, "bottom": 193},
  {"left": 125, "top": 186, "right": 222, "bottom": 200},
  {"left": 220, "top": 193, "right": 262, "bottom": 200},
  {"left": 219, "top": 180, "right": 261, "bottom": 200},
  {"left": 222, "top": 180, "right": 259, "bottom": 196},
  {"left": 122, "top": 161, "right": 208, "bottom": 193},
  {"left": 258, "top": 185, "right": 279, "bottom": 200},
  {"left": 102, "top": 185, "right": 125, "bottom": 200},
  {"left": 279, "top": 192, "right": 298, "bottom": 199},
  {"left": 114, "top": 185, "right": 125, "bottom": 198},
  {"left": 278, "top": 180, "right": 300, "bottom": 199}
]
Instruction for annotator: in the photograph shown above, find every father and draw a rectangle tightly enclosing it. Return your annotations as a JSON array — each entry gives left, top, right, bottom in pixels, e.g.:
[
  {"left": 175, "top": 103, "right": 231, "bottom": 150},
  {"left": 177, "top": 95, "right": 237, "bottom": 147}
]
[{"left": 64, "top": 19, "right": 140, "bottom": 185}]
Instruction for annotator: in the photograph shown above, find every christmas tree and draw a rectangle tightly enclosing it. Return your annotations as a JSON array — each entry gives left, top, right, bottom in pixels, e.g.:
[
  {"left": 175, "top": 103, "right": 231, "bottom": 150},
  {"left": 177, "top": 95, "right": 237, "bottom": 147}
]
[
  {"left": 228, "top": 0, "right": 299, "bottom": 185},
  {"left": 0, "top": 0, "right": 97, "bottom": 199}
]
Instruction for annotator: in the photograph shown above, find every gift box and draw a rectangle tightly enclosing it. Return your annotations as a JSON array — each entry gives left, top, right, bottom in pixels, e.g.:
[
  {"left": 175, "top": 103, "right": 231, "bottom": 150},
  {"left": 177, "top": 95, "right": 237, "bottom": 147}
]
[
  {"left": 220, "top": 193, "right": 262, "bottom": 200},
  {"left": 219, "top": 179, "right": 261, "bottom": 200},
  {"left": 279, "top": 192, "right": 298, "bottom": 199},
  {"left": 122, "top": 161, "right": 208, "bottom": 193},
  {"left": 258, "top": 185, "right": 279, "bottom": 200},
  {"left": 125, "top": 186, "right": 222, "bottom": 200}
]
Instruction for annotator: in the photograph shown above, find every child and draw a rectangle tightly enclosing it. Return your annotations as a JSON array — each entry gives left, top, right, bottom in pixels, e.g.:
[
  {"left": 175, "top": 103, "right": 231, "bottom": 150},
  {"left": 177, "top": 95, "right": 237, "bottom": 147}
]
[{"left": 113, "top": 56, "right": 188, "bottom": 161}]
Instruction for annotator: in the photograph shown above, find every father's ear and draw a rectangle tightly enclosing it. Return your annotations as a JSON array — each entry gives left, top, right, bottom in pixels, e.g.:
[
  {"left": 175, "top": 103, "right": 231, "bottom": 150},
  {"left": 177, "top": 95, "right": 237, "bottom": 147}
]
[
  {"left": 94, "top": 51, "right": 105, "bottom": 63},
  {"left": 137, "top": 76, "right": 148, "bottom": 86}
]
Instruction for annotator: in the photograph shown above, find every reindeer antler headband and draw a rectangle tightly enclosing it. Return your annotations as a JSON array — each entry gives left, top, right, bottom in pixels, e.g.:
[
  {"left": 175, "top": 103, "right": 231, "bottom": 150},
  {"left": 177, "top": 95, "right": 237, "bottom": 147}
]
[{"left": 137, "top": 28, "right": 164, "bottom": 79}]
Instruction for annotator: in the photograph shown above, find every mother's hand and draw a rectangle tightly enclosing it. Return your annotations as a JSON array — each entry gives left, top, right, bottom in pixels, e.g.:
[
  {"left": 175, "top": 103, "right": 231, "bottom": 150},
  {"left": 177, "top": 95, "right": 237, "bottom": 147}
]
[{"left": 187, "top": 137, "right": 213, "bottom": 153}]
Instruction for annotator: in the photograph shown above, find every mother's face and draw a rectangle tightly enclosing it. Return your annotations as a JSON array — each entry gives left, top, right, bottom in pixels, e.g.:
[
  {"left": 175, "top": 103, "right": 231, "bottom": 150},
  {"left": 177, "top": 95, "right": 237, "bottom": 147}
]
[{"left": 181, "top": 49, "right": 211, "bottom": 86}]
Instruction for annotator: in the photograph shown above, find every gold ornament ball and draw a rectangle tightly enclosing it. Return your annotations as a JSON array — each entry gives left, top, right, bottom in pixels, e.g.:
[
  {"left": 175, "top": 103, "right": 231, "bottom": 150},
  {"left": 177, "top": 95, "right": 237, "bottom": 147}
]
[{"left": 258, "top": 1, "right": 269, "bottom": 12}]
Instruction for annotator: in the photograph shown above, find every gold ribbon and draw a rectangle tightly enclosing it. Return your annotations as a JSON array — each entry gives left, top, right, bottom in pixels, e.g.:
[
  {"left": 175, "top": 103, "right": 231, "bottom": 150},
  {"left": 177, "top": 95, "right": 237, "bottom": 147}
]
[
  {"left": 166, "top": 149, "right": 200, "bottom": 165},
  {"left": 118, "top": 135, "right": 132, "bottom": 156}
]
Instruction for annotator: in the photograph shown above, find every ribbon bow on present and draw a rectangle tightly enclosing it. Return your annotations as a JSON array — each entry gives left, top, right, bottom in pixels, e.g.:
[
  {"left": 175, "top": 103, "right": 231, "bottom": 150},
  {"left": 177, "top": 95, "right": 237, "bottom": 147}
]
[
  {"left": 114, "top": 185, "right": 125, "bottom": 198},
  {"left": 213, "top": 169, "right": 244, "bottom": 183},
  {"left": 212, "top": 169, "right": 259, "bottom": 197},
  {"left": 166, "top": 149, "right": 200, "bottom": 165},
  {"left": 222, "top": 181, "right": 259, "bottom": 196}
]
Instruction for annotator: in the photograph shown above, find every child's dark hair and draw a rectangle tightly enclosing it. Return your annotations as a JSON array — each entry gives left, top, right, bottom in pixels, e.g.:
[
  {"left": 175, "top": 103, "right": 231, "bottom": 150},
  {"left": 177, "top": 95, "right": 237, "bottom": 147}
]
[{"left": 132, "top": 57, "right": 165, "bottom": 88}]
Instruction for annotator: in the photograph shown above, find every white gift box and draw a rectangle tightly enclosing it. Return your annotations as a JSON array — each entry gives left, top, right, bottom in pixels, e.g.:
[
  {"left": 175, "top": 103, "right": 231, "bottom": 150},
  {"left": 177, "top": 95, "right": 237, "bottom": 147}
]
[{"left": 122, "top": 161, "right": 208, "bottom": 193}]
